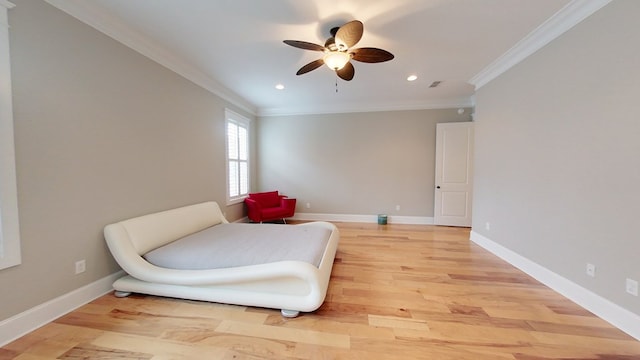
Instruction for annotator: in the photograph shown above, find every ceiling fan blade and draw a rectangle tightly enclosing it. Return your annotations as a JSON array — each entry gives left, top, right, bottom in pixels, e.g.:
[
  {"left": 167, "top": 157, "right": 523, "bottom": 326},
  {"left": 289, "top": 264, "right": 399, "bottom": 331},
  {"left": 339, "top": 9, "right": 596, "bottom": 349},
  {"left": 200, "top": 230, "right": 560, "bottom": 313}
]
[
  {"left": 283, "top": 40, "right": 325, "bottom": 52},
  {"left": 296, "top": 59, "right": 325, "bottom": 75},
  {"left": 351, "top": 47, "right": 394, "bottom": 63},
  {"left": 336, "top": 61, "right": 355, "bottom": 81},
  {"left": 335, "top": 20, "right": 363, "bottom": 50}
]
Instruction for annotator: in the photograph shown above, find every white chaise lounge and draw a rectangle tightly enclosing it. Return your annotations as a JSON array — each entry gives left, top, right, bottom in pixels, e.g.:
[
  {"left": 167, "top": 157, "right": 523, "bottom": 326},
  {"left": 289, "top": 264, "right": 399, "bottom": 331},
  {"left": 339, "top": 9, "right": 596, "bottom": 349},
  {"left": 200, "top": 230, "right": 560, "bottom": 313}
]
[{"left": 104, "top": 201, "right": 340, "bottom": 317}]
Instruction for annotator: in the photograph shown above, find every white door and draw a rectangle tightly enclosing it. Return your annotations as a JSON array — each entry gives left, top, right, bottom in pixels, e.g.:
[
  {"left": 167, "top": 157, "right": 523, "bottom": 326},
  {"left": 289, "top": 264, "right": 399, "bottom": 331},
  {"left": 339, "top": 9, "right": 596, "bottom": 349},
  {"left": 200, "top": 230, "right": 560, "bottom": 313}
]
[{"left": 434, "top": 122, "right": 474, "bottom": 227}]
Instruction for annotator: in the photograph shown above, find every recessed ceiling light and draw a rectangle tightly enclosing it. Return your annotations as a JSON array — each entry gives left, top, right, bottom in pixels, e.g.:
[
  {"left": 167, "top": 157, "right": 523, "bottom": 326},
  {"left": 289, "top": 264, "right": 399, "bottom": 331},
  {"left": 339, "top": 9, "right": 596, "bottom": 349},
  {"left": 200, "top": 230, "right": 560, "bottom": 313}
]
[
  {"left": 275, "top": 84, "right": 285, "bottom": 90},
  {"left": 407, "top": 75, "right": 418, "bottom": 81}
]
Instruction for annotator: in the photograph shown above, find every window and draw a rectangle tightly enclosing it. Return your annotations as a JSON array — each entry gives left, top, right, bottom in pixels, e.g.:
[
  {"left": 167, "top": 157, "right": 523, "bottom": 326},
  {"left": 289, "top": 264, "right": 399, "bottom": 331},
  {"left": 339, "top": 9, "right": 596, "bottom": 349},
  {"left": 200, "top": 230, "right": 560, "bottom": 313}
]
[
  {"left": 0, "top": 1, "right": 21, "bottom": 270},
  {"left": 225, "top": 109, "right": 250, "bottom": 204}
]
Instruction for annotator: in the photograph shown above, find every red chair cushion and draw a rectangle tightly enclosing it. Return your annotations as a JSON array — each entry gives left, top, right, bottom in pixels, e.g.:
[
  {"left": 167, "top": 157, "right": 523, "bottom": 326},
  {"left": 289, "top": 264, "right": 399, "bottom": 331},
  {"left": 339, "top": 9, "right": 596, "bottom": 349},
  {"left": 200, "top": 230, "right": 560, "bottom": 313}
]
[
  {"left": 261, "top": 207, "right": 290, "bottom": 219},
  {"left": 249, "top": 191, "right": 280, "bottom": 208}
]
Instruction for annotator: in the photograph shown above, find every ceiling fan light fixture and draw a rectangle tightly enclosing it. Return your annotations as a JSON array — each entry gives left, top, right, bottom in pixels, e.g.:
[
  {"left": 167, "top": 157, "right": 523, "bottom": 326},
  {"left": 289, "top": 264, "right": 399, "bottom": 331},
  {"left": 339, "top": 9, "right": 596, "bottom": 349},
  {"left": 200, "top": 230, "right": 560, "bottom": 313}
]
[
  {"left": 323, "top": 51, "right": 351, "bottom": 70},
  {"left": 284, "top": 20, "right": 393, "bottom": 81}
]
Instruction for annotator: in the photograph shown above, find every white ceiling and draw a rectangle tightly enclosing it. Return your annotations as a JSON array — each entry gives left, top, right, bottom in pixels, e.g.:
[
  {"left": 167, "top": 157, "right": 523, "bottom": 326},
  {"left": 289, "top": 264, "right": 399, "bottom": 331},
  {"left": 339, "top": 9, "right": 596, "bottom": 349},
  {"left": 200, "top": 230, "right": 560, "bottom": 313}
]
[{"left": 44, "top": 0, "right": 605, "bottom": 116}]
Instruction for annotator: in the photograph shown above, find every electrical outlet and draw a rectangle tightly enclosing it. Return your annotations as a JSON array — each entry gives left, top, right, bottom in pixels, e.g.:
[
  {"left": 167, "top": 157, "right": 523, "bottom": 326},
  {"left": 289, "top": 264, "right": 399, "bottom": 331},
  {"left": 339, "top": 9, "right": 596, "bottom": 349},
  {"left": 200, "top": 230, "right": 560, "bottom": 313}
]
[
  {"left": 306, "top": 202, "right": 311, "bottom": 209},
  {"left": 75, "top": 260, "right": 86, "bottom": 274},
  {"left": 485, "top": 222, "right": 491, "bottom": 231},
  {"left": 626, "top": 278, "right": 638, "bottom": 296},
  {"left": 395, "top": 205, "right": 401, "bottom": 211},
  {"left": 586, "top": 263, "right": 596, "bottom": 277}
]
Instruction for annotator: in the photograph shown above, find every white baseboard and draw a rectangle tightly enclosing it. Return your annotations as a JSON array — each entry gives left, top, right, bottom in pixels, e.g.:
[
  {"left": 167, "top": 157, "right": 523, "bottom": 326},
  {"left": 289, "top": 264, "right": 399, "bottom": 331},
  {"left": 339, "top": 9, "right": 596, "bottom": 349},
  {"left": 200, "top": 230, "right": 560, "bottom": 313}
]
[
  {"left": 291, "top": 212, "right": 434, "bottom": 225},
  {"left": 0, "top": 271, "right": 123, "bottom": 347},
  {"left": 7, "top": 232, "right": 636, "bottom": 350},
  {"left": 470, "top": 231, "right": 640, "bottom": 341}
]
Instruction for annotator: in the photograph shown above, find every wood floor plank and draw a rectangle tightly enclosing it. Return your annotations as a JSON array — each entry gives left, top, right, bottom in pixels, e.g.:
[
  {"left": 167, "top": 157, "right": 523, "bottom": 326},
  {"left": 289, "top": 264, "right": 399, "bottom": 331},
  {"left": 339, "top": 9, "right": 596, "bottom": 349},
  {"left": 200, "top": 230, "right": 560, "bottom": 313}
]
[
  {"left": 368, "top": 314, "right": 430, "bottom": 331},
  {"left": 9, "top": 355, "right": 53, "bottom": 360},
  {"left": 89, "top": 332, "right": 229, "bottom": 359},
  {"left": 264, "top": 314, "right": 396, "bottom": 340},
  {"left": 214, "top": 320, "right": 350, "bottom": 349},
  {"left": 1, "top": 222, "right": 639, "bottom": 359},
  {"left": 58, "top": 343, "right": 153, "bottom": 359}
]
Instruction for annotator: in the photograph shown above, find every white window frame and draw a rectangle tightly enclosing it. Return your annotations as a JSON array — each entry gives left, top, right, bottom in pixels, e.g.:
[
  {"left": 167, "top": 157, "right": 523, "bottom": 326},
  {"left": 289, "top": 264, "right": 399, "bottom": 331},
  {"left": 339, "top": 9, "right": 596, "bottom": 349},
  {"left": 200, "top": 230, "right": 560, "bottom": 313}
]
[
  {"left": 0, "top": 0, "right": 21, "bottom": 270},
  {"left": 225, "top": 109, "right": 251, "bottom": 205}
]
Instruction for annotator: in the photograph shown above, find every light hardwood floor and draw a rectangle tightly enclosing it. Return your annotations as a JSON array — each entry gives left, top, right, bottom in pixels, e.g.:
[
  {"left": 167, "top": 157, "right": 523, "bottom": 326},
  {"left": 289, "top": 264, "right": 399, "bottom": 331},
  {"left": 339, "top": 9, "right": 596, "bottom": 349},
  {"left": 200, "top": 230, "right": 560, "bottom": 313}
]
[{"left": 2, "top": 222, "right": 640, "bottom": 359}]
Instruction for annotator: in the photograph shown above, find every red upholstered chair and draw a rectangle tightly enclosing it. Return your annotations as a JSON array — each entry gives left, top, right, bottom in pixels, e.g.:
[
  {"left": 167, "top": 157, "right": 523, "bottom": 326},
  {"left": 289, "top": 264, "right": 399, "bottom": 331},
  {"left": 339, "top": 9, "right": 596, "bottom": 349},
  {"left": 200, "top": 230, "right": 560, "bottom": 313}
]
[{"left": 244, "top": 191, "right": 297, "bottom": 223}]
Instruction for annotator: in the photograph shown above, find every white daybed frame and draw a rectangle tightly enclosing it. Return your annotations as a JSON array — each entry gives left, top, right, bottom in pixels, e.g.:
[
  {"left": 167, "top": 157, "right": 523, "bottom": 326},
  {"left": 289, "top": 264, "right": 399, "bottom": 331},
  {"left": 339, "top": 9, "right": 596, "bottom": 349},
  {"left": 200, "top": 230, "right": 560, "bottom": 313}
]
[{"left": 104, "top": 201, "right": 339, "bottom": 317}]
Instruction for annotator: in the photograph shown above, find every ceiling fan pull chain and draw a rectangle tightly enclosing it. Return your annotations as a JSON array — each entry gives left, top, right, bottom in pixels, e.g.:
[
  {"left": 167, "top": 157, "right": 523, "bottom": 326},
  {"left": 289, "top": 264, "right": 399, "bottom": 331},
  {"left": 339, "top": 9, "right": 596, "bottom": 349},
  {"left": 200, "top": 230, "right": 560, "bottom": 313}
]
[{"left": 335, "top": 76, "right": 339, "bottom": 93}]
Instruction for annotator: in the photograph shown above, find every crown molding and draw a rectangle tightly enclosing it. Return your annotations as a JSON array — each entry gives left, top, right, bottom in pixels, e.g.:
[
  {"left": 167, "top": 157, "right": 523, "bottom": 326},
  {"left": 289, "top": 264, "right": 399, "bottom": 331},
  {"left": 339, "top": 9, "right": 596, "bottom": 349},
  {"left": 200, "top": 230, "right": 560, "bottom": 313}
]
[
  {"left": 37, "top": 1, "right": 471, "bottom": 118},
  {"left": 44, "top": 0, "right": 257, "bottom": 115},
  {"left": 257, "top": 96, "right": 474, "bottom": 117},
  {"left": 0, "top": 1, "right": 14, "bottom": 29},
  {"left": 469, "top": 0, "right": 612, "bottom": 90},
  {"left": 0, "top": 1, "right": 15, "bottom": 10},
  {"left": 42, "top": 0, "right": 608, "bottom": 116}
]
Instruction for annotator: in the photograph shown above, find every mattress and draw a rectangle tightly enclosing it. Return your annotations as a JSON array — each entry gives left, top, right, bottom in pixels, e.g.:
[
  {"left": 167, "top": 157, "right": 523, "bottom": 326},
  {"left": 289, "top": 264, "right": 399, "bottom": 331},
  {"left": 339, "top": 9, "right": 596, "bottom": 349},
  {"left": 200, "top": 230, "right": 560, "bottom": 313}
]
[{"left": 143, "top": 223, "right": 331, "bottom": 270}]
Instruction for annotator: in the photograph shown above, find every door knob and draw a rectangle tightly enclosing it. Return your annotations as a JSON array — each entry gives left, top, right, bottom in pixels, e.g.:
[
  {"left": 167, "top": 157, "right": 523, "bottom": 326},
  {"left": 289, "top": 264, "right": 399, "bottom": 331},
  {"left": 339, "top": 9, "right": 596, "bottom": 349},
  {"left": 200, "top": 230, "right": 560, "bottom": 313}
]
[{"left": 436, "top": 186, "right": 441, "bottom": 189}]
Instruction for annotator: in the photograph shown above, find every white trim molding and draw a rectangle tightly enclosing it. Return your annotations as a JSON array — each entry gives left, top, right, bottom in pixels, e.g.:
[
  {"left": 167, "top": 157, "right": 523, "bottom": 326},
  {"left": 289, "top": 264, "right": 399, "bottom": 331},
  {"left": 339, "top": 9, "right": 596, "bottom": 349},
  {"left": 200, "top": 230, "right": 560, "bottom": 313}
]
[
  {"left": 470, "top": 231, "right": 640, "bottom": 341},
  {"left": 0, "top": 271, "right": 124, "bottom": 347},
  {"left": 470, "top": 0, "right": 612, "bottom": 90},
  {"left": 0, "top": 0, "right": 21, "bottom": 270},
  {"left": 291, "top": 212, "right": 434, "bottom": 225},
  {"left": 258, "top": 97, "right": 474, "bottom": 117},
  {"left": 0, "top": 1, "right": 14, "bottom": 12},
  {"left": 43, "top": 0, "right": 257, "bottom": 116}
]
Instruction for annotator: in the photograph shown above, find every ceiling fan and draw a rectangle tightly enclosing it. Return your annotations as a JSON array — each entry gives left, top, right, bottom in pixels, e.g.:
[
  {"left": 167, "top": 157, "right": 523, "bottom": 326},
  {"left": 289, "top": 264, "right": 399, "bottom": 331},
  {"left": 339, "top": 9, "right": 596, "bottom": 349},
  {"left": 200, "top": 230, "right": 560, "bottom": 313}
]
[{"left": 283, "top": 20, "right": 394, "bottom": 81}]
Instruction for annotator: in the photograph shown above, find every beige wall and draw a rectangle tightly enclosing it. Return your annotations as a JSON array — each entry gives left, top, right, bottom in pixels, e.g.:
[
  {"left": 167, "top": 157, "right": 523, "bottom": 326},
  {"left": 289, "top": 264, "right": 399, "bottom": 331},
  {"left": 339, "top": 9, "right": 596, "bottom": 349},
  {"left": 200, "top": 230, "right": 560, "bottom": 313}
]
[
  {"left": 257, "top": 109, "right": 471, "bottom": 217},
  {"left": 473, "top": 0, "right": 640, "bottom": 314},
  {"left": 0, "top": 0, "right": 254, "bottom": 320}
]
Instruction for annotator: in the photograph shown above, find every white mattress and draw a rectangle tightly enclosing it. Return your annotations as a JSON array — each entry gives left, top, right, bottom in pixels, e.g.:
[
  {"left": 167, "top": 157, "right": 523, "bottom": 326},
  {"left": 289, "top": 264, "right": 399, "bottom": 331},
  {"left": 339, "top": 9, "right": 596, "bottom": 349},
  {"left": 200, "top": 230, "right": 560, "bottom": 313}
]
[{"left": 143, "top": 223, "right": 331, "bottom": 270}]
